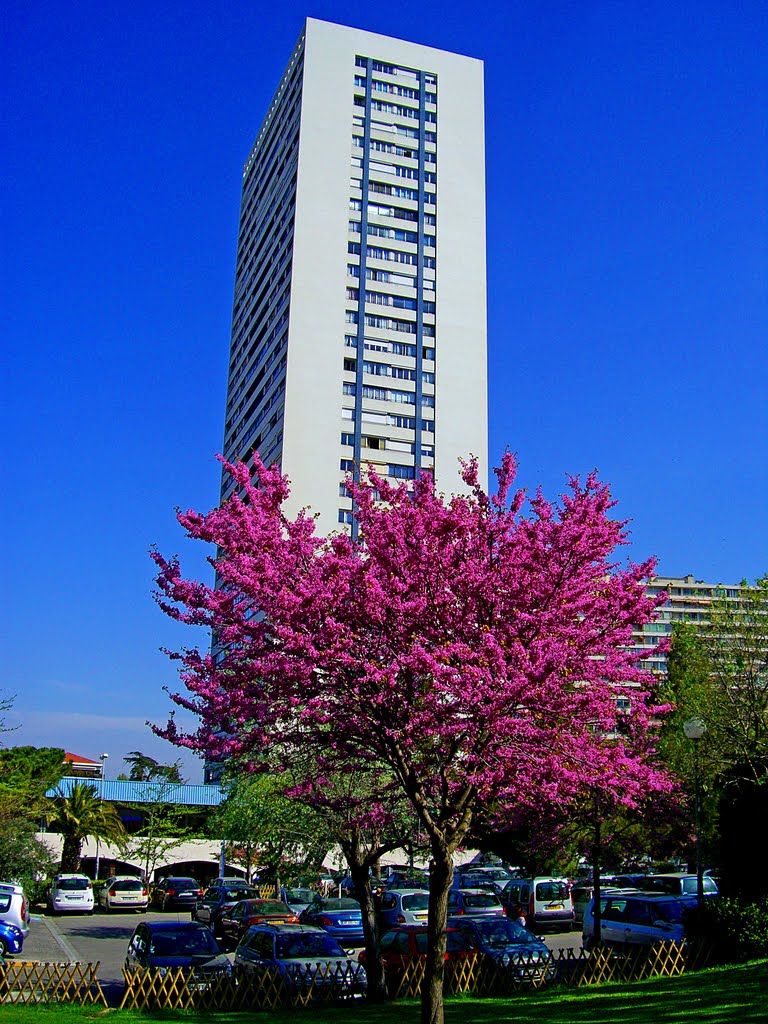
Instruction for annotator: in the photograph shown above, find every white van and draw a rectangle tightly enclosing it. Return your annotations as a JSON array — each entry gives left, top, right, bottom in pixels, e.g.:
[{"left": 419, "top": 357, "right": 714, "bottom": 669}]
[
  {"left": 500, "top": 876, "right": 575, "bottom": 931},
  {"left": 48, "top": 874, "right": 95, "bottom": 915}
]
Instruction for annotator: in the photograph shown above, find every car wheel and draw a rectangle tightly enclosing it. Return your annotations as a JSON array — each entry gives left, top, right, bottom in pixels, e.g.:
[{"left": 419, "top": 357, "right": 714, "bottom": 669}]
[{"left": 0, "top": 936, "right": 8, "bottom": 955}]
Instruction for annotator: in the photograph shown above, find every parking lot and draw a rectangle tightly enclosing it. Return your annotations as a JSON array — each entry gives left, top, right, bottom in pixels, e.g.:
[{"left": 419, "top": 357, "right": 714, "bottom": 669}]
[{"left": 23, "top": 907, "right": 582, "bottom": 1001}]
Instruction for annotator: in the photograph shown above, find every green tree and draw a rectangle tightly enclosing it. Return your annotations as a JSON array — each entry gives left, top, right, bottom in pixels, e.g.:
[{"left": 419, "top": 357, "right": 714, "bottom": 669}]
[
  {"left": 660, "top": 575, "right": 768, "bottom": 896},
  {"left": 122, "top": 751, "right": 186, "bottom": 783},
  {"left": 0, "top": 746, "right": 65, "bottom": 885},
  {"left": 122, "top": 778, "right": 199, "bottom": 881},
  {"left": 213, "top": 773, "right": 330, "bottom": 886},
  {"left": 46, "top": 782, "right": 126, "bottom": 873}
]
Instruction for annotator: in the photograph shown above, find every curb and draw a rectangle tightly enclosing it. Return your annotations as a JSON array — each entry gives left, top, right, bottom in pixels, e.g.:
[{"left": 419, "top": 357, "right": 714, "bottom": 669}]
[{"left": 36, "top": 914, "right": 81, "bottom": 962}]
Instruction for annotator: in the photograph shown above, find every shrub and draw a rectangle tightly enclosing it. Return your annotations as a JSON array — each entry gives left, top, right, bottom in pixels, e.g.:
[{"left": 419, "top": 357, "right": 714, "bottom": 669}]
[{"left": 688, "top": 896, "right": 768, "bottom": 963}]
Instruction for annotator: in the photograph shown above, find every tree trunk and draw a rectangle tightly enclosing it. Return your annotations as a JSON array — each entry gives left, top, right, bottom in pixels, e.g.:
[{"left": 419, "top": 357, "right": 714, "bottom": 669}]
[
  {"left": 60, "top": 835, "right": 82, "bottom": 873},
  {"left": 341, "top": 835, "right": 387, "bottom": 1003},
  {"left": 421, "top": 842, "right": 453, "bottom": 1024},
  {"left": 591, "top": 813, "right": 602, "bottom": 945}
]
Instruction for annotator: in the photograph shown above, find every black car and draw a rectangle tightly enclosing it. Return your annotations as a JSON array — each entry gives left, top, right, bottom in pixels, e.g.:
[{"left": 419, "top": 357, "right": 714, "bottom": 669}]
[
  {"left": 126, "top": 921, "right": 230, "bottom": 974},
  {"left": 151, "top": 877, "right": 203, "bottom": 911},
  {"left": 193, "top": 884, "right": 261, "bottom": 935}
]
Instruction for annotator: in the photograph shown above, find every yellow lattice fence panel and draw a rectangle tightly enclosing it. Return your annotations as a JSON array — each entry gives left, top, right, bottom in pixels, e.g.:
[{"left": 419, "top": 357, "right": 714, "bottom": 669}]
[
  {"left": 256, "top": 884, "right": 277, "bottom": 899},
  {"left": 389, "top": 941, "right": 711, "bottom": 1000},
  {"left": 0, "top": 961, "right": 106, "bottom": 1006},
  {"left": 120, "top": 960, "right": 367, "bottom": 1010}
]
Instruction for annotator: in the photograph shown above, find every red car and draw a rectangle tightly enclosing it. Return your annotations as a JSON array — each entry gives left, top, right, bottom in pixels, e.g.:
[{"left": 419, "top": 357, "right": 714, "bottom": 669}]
[
  {"left": 218, "top": 899, "right": 299, "bottom": 950},
  {"left": 359, "top": 925, "right": 475, "bottom": 991}
]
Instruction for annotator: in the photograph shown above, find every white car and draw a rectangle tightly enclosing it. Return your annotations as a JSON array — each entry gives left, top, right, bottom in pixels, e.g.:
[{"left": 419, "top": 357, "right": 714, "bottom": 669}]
[
  {"left": 99, "top": 876, "right": 149, "bottom": 912},
  {"left": 48, "top": 874, "right": 95, "bottom": 915}
]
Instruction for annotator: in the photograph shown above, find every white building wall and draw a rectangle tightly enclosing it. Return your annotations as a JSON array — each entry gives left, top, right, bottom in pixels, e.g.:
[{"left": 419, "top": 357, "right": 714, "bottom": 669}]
[{"left": 278, "top": 18, "right": 488, "bottom": 532}]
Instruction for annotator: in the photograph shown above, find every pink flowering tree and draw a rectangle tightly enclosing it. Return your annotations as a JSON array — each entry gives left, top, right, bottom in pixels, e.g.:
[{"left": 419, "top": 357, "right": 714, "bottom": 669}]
[{"left": 152, "top": 452, "right": 672, "bottom": 1024}]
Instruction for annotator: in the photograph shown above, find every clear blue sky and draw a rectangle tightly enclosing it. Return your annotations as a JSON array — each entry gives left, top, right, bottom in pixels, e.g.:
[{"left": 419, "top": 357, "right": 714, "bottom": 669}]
[{"left": 2, "top": 1, "right": 766, "bottom": 782}]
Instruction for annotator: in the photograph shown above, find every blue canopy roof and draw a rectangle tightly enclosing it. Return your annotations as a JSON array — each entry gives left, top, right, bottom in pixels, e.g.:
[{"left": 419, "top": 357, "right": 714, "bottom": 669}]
[{"left": 47, "top": 776, "right": 225, "bottom": 807}]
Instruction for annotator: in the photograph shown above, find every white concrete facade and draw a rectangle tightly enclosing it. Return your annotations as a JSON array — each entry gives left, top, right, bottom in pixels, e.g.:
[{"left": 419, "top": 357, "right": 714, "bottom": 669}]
[{"left": 222, "top": 18, "right": 488, "bottom": 534}]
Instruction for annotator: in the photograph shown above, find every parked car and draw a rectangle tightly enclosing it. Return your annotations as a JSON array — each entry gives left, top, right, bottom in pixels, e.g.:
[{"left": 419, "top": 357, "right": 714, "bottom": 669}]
[
  {"left": 611, "top": 874, "right": 648, "bottom": 889},
  {"left": 446, "top": 888, "right": 505, "bottom": 919},
  {"left": 126, "top": 920, "right": 230, "bottom": 975},
  {"left": 358, "top": 925, "right": 474, "bottom": 990},
  {"left": 281, "top": 888, "right": 317, "bottom": 917},
  {"left": 448, "top": 915, "right": 554, "bottom": 981},
  {"left": 572, "top": 884, "right": 633, "bottom": 924},
  {"left": 582, "top": 893, "right": 698, "bottom": 948},
  {"left": 48, "top": 874, "right": 94, "bottom": 915},
  {"left": 379, "top": 889, "right": 430, "bottom": 928},
  {"left": 384, "top": 870, "right": 430, "bottom": 891},
  {"left": 193, "top": 884, "right": 261, "bottom": 935},
  {"left": 0, "top": 883, "right": 30, "bottom": 940},
  {"left": 219, "top": 899, "right": 299, "bottom": 949},
  {"left": 234, "top": 923, "right": 367, "bottom": 995},
  {"left": 500, "top": 877, "right": 574, "bottom": 932},
  {"left": 454, "top": 866, "right": 513, "bottom": 892},
  {"left": 0, "top": 920, "right": 25, "bottom": 956},
  {"left": 299, "top": 897, "right": 365, "bottom": 945},
  {"left": 98, "top": 876, "right": 149, "bottom": 913},
  {"left": 151, "top": 877, "right": 204, "bottom": 912},
  {"left": 637, "top": 873, "right": 719, "bottom": 897}
]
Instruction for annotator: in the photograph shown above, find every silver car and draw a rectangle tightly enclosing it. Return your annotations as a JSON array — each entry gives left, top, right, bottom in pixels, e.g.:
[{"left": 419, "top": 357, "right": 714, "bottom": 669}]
[
  {"left": 582, "top": 893, "right": 696, "bottom": 948},
  {"left": 379, "top": 888, "right": 430, "bottom": 927},
  {"left": 446, "top": 888, "right": 505, "bottom": 919},
  {"left": 0, "top": 882, "right": 30, "bottom": 939},
  {"left": 98, "top": 876, "right": 149, "bottom": 912}
]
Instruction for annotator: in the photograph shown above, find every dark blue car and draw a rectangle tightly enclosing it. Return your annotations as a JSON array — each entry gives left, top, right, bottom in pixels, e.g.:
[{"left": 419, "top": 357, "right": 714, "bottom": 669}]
[
  {"left": 0, "top": 920, "right": 25, "bottom": 956},
  {"left": 448, "top": 916, "right": 554, "bottom": 981},
  {"left": 299, "top": 897, "right": 365, "bottom": 945},
  {"left": 234, "top": 923, "right": 367, "bottom": 995},
  {"left": 126, "top": 920, "right": 231, "bottom": 975}
]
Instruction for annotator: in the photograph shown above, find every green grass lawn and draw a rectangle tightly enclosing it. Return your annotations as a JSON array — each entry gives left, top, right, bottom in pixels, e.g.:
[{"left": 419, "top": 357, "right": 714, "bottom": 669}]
[{"left": 0, "top": 961, "right": 765, "bottom": 1024}]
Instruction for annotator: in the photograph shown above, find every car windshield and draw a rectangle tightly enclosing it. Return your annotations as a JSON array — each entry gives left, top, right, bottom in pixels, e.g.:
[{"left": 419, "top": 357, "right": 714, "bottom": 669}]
[
  {"left": 402, "top": 893, "right": 430, "bottom": 911},
  {"left": 57, "top": 878, "right": 90, "bottom": 891},
  {"left": 474, "top": 920, "right": 538, "bottom": 946},
  {"left": 464, "top": 893, "right": 500, "bottom": 908},
  {"left": 150, "top": 929, "right": 219, "bottom": 955},
  {"left": 284, "top": 889, "right": 314, "bottom": 902},
  {"left": 535, "top": 881, "right": 569, "bottom": 901},
  {"left": 248, "top": 901, "right": 290, "bottom": 915},
  {"left": 113, "top": 880, "right": 143, "bottom": 892},
  {"left": 276, "top": 933, "right": 346, "bottom": 959},
  {"left": 320, "top": 899, "right": 360, "bottom": 912},
  {"left": 226, "top": 888, "right": 259, "bottom": 900}
]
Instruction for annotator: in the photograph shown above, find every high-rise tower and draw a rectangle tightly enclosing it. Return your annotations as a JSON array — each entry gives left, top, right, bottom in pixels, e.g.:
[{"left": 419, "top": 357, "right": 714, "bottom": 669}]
[{"left": 221, "top": 18, "right": 487, "bottom": 531}]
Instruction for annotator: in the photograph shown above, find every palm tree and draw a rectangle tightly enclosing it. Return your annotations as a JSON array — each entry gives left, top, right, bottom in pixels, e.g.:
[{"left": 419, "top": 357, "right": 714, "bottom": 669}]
[{"left": 47, "top": 782, "right": 126, "bottom": 872}]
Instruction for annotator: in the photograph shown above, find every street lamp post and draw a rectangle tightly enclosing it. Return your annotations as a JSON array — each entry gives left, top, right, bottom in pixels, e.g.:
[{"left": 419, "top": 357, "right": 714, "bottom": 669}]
[
  {"left": 683, "top": 718, "right": 707, "bottom": 904},
  {"left": 94, "top": 753, "right": 109, "bottom": 881}
]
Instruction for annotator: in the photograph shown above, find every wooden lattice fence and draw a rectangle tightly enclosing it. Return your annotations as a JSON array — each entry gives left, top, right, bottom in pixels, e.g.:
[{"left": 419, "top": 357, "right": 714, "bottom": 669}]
[
  {"left": 393, "top": 941, "right": 712, "bottom": 998},
  {"left": 120, "top": 959, "right": 368, "bottom": 1010},
  {"left": 0, "top": 961, "right": 107, "bottom": 1006}
]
